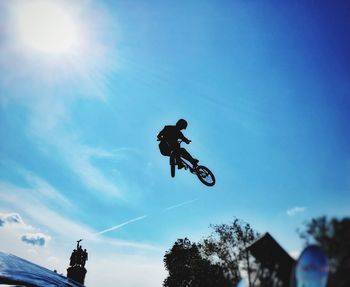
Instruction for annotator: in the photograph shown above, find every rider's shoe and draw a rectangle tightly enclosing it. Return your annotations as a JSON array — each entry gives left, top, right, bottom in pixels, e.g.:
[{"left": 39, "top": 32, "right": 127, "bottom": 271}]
[
  {"left": 177, "top": 162, "right": 185, "bottom": 169},
  {"left": 192, "top": 159, "right": 199, "bottom": 167}
]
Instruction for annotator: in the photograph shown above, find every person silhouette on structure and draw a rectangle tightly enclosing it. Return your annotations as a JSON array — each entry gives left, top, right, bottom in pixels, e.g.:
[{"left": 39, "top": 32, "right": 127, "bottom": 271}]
[
  {"left": 70, "top": 249, "right": 77, "bottom": 266},
  {"left": 157, "top": 119, "right": 199, "bottom": 168},
  {"left": 81, "top": 249, "right": 88, "bottom": 267}
]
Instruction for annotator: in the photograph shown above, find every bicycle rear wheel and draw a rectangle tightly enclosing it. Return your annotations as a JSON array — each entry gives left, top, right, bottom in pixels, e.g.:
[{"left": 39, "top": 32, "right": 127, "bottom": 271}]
[{"left": 196, "top": 165, "right": 215, "bottom": 186}]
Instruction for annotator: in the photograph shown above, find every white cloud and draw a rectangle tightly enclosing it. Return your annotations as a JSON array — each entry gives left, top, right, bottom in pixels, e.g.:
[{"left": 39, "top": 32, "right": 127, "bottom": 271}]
[
  {"left": 0, "top": 212, "right": 24, "bottom": 226},
  {"left": 21, "top": 232, "right": 51, "bottom": 246},
  {"left": 0, "top": 212, "right": 51, "bottom": 261},
  {"left": 0, "top": 213, "right": 65, "bottom": 273},
  {"left": 286, "top": 206, "right": 306, "bottom": 216}
]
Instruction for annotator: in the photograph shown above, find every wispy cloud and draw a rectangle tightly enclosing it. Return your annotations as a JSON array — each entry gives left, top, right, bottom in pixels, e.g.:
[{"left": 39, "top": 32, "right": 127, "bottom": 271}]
[
  {"left": 163, "top": 198, "right": 199, "bottom": 212},
  {"left": 286, "top": 206, "right": 306, "bottom": 216},
  {"left": 19, "top": 168, "right": 72, "bottom": 208},
  {"left": 0, "top": 182, "right": 160, "bottom": 251},
  {"left": 95, "top": 215, "right": 148, "bottom": 236},
  {"left": 0, "top": 182, "right": 95, "bottom": 239},
  {"left": 0, "top": 0, "right": 123, "bottom": 199},
  {"left": 91, "top": 233, "right": 162, "bottom": 251},
  {"left": 92, "top": 198, "right": 200, "bottom": 241},
  {"left": 28, "top": 111, "right": 123, "bottom": 199}
]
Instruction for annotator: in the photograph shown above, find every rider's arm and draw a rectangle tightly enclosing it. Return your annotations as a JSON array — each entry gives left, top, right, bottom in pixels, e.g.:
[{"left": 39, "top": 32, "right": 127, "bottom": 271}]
[{"left": 179, "top": 132, "right": 191, "bottom": 144}]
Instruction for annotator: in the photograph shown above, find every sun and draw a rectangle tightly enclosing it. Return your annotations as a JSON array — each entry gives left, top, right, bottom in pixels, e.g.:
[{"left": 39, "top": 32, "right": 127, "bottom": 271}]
[{"left": 15, "top": 1, "right": 78, "bottom": 54}]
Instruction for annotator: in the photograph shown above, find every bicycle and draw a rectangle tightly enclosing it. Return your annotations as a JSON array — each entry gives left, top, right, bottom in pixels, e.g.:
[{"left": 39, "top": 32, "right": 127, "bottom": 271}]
[{"left": 169, "top": 149, "right": 216, "bottom": 187}]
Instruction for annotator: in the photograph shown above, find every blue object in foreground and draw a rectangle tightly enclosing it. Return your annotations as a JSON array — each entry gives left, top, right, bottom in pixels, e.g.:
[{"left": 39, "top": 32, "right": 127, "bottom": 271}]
[
  {"left": 296, "top": 245, "right": 329, "bottom": 287},
  {"left": 0, "top": 251, "right": 83, "bottom": 287},
  {"left": 236, "top": 278, "right": 249, "bottom": 287}
]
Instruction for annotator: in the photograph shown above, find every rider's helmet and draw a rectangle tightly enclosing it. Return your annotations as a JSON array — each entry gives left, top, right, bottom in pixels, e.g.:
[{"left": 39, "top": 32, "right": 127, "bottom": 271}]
[{"left": 176, "top": 119, "right": 188, "bottom": 130}]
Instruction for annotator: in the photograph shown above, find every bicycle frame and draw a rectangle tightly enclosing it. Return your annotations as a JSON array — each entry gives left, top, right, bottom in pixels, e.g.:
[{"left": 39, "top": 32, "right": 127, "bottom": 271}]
[{"left": 178, "top": 157, "right": 196, "bottom": 173}]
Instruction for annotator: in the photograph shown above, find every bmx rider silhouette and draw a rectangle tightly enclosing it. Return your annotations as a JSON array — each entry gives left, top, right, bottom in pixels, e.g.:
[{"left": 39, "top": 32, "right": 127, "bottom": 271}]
[{"left": 157, "top": 119, "right": 199, "bottom": 169}]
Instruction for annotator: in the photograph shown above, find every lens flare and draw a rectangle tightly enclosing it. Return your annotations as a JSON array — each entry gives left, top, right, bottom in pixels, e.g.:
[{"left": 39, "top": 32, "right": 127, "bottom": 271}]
[{"left": 15, "top": 1, "right": 77, "bottom": 54}]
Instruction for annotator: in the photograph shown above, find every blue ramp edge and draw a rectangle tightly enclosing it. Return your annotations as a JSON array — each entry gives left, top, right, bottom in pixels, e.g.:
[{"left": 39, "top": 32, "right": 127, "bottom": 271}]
[{"left": 0, "top": 251, "right": 84, "bottom": 287}]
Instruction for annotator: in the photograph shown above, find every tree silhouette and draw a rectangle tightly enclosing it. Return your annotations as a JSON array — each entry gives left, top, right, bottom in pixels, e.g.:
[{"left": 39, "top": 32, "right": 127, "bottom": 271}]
[
  {"left": 298, "top": 216, "right": 350, "bottom": 287},
  {"left": 163, "top": 219, "right": 260, "bottom": 287},
  {"left": 163, "top": 238, "right": 232, "bottom": 287},
  {"left": 200, "top": 219, "right": 259, "bottom": 286}
]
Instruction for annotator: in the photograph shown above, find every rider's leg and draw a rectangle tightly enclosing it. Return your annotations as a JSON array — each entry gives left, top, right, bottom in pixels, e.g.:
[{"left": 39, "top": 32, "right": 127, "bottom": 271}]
[
  {"left": 172, "top": 149, "right": 184, "bottom": 169},
  {"left": 179, "top": 148, "right": 199, "bottom": 166}
]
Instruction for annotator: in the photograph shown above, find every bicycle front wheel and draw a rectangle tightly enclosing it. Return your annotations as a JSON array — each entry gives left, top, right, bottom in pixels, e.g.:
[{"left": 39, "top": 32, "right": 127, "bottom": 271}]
[{"left": 196, "top": 165, "right": 215, "bottom": 186}]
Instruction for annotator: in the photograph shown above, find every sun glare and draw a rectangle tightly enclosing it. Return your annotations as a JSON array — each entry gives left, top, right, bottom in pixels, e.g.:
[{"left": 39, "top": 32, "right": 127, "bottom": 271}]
[{"left": 15, "top": 1, "right": 77, "bottom": 54}]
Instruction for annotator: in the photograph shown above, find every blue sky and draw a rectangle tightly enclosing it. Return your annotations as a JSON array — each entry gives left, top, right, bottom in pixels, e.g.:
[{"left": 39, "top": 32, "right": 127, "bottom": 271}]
[{"left": 0, "top": 0, "right": 349, "bottom": 285}]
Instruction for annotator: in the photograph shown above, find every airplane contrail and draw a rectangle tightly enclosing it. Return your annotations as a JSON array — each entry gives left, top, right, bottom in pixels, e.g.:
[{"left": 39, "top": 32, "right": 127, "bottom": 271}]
[
  {"left": 163, "top": 198, "right": 199, "bottom": 212},
  {"left": 92, "top": 199, "right": 199, "bottom": 237},
  {"left": 94, "top": 215, "right": 148, "bottom": 236}
]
